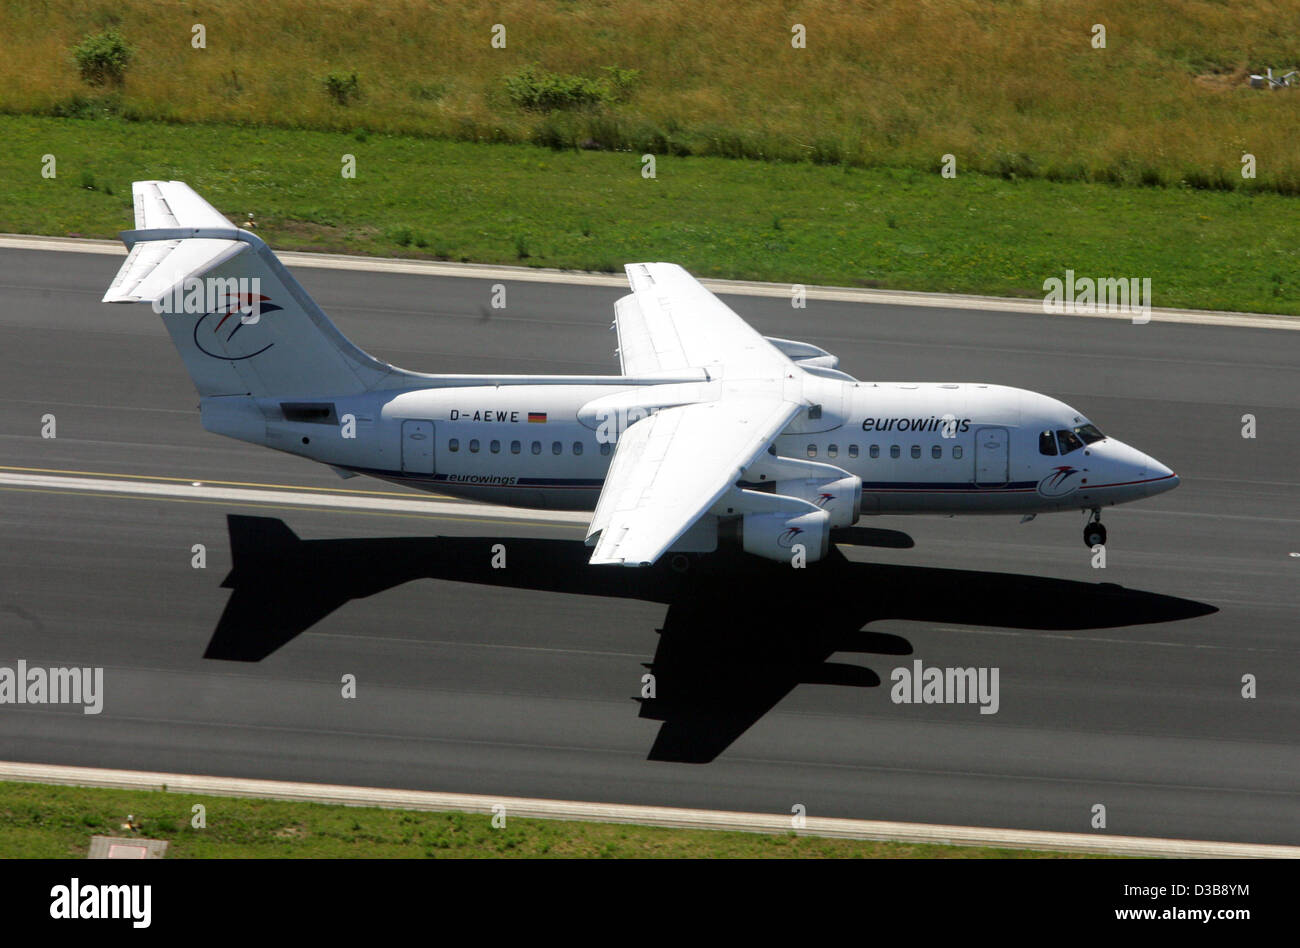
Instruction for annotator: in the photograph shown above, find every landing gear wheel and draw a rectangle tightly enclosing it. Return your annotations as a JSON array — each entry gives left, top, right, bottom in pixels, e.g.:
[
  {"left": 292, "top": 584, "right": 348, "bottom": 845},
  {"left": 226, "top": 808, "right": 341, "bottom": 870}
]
[
  {"left": 669, "top": 553, "right": 692, "bottom": 573},
  {"left": 1083, "top": 523, "right": 1107, "bottom": 548}
]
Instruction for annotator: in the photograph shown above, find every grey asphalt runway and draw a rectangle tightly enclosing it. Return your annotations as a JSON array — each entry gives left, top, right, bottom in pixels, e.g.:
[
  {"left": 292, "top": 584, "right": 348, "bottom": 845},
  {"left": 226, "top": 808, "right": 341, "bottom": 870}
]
[{"left": 1, "top": 247, "right": 1297, "bottom": 845}]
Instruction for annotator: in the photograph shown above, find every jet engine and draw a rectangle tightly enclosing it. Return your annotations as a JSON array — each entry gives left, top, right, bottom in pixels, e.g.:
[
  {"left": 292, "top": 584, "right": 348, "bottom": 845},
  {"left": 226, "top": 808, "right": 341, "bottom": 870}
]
[
  {"left": 740, "top": 509, "right": 831, "bottom": 564},
  {"left": 774, "top": 474, "right": 862, "bottom": 528},
  {"left": 745, "top": 452, "right": 863, "bottom": 529}
]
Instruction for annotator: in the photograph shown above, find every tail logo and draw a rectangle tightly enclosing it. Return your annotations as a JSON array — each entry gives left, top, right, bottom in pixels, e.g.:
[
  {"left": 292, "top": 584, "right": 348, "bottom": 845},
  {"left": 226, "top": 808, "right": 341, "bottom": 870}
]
[{"left": 193, "top": 293, "right": 283, "bottom": 360}]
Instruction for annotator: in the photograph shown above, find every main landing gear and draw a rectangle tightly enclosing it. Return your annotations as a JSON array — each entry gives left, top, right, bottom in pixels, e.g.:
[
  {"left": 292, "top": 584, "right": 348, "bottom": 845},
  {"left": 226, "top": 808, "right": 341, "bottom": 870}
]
[{"left": 1083, "top": 507, "right": 1107, "bottom": 548}]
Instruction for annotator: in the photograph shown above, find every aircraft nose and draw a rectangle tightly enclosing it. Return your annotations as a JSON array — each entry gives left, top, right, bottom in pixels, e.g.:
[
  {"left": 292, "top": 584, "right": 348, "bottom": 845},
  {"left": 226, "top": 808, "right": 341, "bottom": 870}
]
[
  {"left": 1143, "top": 447, "right": 1173, "bottom": 474},
  {"left": 1101, "top": 439, "right": 1178, "bottom": 495},
  {"left": 1136, "top": 449, "right": 1178, "bottom": 495},
  {"left": 1150, "top": 462, "right": 1179, "bottom": 494}
]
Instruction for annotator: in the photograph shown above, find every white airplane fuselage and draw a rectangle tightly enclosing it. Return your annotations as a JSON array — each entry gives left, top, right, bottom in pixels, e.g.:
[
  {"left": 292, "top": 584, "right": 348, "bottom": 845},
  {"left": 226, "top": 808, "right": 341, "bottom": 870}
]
[
  {"left": 104, "top": 181, "right": 1180, "bottom": 565},
  {"left": 206, "top": 375, "right": 1179, "bottom": 519}
]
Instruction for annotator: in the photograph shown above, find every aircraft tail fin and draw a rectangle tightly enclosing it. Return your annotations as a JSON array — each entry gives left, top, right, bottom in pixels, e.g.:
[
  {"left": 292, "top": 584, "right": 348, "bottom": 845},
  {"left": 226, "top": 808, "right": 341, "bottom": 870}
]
[{"left": 102, "top": 181, "right": 405, "bottom": 398}]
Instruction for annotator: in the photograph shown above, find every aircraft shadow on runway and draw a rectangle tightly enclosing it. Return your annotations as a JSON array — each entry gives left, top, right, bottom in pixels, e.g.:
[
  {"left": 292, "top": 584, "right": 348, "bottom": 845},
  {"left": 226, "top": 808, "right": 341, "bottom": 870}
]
[{"left": 208, "top": 515, "right": 1217, "bottom": 764}]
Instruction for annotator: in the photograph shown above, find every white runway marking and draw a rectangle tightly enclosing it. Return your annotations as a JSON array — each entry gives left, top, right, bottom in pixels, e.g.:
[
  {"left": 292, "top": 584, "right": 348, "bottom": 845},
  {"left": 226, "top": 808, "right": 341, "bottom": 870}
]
[
  {"left": 0, "top": 760, "right": 1293, "bottom": 857},
  {"left": 2, "top": 234, "right": 1296, "bottom": 331},
  {"left": 0, "top": 470, "right": 589, "bottom": 525}
]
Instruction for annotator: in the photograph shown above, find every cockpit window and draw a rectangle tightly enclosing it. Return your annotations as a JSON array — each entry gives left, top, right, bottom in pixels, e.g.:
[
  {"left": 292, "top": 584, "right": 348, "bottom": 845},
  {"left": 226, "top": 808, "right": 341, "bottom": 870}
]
[
  {"left": 1056, "top": 429, "right": 1084, "bottom": 454},
  {"left": 1038, "top": 430, "right": 1057, "bottom": 456},
  {"left": 1073, "top": 423, "right": 1105, "bottom": 444}
]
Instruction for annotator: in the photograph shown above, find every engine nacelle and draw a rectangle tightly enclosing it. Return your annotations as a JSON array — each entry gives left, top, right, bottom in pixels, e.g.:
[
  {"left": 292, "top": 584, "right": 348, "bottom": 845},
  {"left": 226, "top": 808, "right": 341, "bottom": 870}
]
[
  {"left": 774, "top": 475, "right": 862, "bottom": 528},
  {"left": 793, "top": 354, "right": 838, "bottom": 370},
  {"left": 741, "top": 509, "right": 830, "bottom": 564}
]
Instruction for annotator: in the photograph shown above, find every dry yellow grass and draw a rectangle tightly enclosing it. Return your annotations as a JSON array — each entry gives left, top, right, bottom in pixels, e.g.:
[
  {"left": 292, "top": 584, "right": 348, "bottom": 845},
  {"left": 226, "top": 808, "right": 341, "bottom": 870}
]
[{"left": 3, "top": 0, "right": 1299, "bottom": 190}]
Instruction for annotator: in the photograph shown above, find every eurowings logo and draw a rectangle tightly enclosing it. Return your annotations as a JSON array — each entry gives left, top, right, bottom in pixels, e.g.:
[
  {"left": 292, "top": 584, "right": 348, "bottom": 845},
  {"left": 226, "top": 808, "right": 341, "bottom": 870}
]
[
  {"left": 194, "top": 290, "right": 282, "bottom": 360},
  {"left": 1037, "top": 465, "right": 1081, "bottom": 498},
  {"left": 151, "top": 276, "right": 282, "bottom": 360}
]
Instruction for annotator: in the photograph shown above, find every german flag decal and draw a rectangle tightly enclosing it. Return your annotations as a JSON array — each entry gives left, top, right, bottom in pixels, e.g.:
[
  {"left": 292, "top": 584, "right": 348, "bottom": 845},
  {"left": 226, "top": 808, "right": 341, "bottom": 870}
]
[{"left": 527, "top": 411, "right": 547, "bottom": 424}]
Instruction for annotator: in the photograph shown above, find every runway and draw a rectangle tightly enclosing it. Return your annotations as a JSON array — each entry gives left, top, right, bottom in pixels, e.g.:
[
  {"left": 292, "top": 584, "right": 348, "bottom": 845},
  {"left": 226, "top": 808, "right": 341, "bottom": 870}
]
[{"left": 1, "top": 245, "right": 1297, "bottom": 845}]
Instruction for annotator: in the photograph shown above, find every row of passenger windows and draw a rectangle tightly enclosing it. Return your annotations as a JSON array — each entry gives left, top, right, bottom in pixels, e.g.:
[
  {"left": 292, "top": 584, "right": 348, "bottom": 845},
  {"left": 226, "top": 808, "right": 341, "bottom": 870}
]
[
  {"left": 445, "top": 430, "right": 1105, "bottom": 461},
  {"left": 448, "top": 437, "right": 965, "bottom": 461},
  {"left": 808, "top": 443, "right": 964, "bottom": 460},
  {"left": 448, "top": 438, "right": 613, "bottom": 456}
]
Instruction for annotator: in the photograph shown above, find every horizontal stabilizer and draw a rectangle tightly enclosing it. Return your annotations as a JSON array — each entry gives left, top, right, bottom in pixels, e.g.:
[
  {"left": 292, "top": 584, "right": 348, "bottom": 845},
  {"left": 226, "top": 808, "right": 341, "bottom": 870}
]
[
  {"left": 103, "top": 236, "right": 246, "bottom": 303},
  {"left": 133, "top": 179, "right": 233, "bottom": 230},
  {"left": 103, "top": 181, "right": 244, "bottom": 304}
]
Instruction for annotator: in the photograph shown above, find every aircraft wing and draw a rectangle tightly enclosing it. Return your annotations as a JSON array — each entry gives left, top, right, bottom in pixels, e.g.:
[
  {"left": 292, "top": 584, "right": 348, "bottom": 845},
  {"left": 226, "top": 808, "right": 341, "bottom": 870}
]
[
  {"left": 587, "top": 396, "right": 802, "bottom": 566},
  {"left": 613, "top": 262, "right": 793, "bottom": 376}
]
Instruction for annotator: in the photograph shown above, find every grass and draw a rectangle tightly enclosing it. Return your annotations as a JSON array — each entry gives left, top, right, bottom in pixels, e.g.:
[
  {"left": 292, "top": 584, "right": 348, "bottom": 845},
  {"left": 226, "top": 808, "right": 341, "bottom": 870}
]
[
  {"left": 2, "top": 1, "right": 1299, "bottom": 192},
  {"left": 0, "top": 780, "right": 1085, "bottom": 858},
  {"left": 2, "top": 114, "right": 1298, "bottom": 314}
]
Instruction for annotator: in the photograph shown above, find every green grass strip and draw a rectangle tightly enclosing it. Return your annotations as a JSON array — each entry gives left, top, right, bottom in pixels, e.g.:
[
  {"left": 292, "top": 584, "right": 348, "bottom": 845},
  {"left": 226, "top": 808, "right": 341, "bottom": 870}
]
[
  {"left": 0, "top": 779, "right": 1086, "bottom": 859},
  {"left": 2, "top": 115, "right": 1296, "bottom": 315}
]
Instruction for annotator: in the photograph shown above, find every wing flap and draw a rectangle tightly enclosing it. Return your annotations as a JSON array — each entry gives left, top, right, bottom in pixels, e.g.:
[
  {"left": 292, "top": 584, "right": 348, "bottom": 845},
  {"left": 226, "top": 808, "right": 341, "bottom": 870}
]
[
  {"left": 615, "top": 263, "right": 792, "bottom": 377},
  {"left": 588, "top": 396, "right": 801, "bottom": 566},
  {"left": 614, "top": 293, "right": 689, "bottom": 375}
]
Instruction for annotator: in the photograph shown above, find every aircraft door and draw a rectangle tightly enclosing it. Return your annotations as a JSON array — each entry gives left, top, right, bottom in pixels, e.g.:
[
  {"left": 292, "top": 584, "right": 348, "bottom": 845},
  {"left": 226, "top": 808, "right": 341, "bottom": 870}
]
[
  {"left": 973, "top": 426, "right": 1009, "bottom": 487},
  {"left": 401, "top": 420, "right": 435, "bottom": 474}
]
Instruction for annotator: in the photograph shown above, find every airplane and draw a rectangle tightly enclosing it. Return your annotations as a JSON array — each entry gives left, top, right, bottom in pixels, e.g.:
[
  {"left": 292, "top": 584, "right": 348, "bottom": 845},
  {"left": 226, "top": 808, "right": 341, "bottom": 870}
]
[{"left": 102, "top": 181, "right": 1179, "bottom": 568}]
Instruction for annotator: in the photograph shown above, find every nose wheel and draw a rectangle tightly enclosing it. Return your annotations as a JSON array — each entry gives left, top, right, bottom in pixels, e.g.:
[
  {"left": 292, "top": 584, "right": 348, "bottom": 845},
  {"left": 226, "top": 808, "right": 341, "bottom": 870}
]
[{"left": 1083, "top": 508, "right": 1106, "bottom": 548}]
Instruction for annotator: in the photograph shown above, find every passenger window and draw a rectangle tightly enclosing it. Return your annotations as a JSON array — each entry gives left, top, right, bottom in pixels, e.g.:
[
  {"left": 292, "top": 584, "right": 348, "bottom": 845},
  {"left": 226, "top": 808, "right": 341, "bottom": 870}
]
[
  {"left": 828, "top": 444, "right": 838, "bottom": 458},
  {"left": 869, "top": 444, "right": 880, "bottom": 459},
  {"left": 931, "top": 445, "right": 942, "bottom": 459},
  {"left": 510, "top": 440, "right": 521, "bottom": 454},
  {"left": 890, "top": 445, "right": 900, "bottom": 459},
  {"left": 531, "top": 441, "right": 541, "bottom": 455},
  {"left": 1039, "top": 430, "right": 1058, "bottom": 456},
  {"left": 552, "top": 441, "right": 562, "bottom": 455},
  {"left": 848, "top": 444, "right": 859, "bottom": 458},
  {"left": 573, "top": 441, "right": 583, "bottom": 455},
  {"left": 1056, "top": 429, "right": 1084, "bottom": 454},
  {"left": 953, "top": 445, "right": 963, "bottom": 459},
  {"left": 490, "top": 439, "right": 500, "bottom": 454},
  {"left": 449, "top": 438, "right": 459, "bottom": 453},
  {"left": 910, "top": 445, "right": 921, "bottom": 459},
  {"left": 807, "top": 444, "right": 817, "bottom": 458},
  {"left": 600, "top": 442, "right": 612, "bottom": 456},
  {"left": 469, "top": 439, "right": 480, "bottom": 453}
]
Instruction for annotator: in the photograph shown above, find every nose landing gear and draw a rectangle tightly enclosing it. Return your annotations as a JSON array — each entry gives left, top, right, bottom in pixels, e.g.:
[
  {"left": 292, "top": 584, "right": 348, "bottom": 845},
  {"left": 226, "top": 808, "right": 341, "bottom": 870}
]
[{"left": 1083, "top": 508, "right": 1107, "bottom": 548}]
